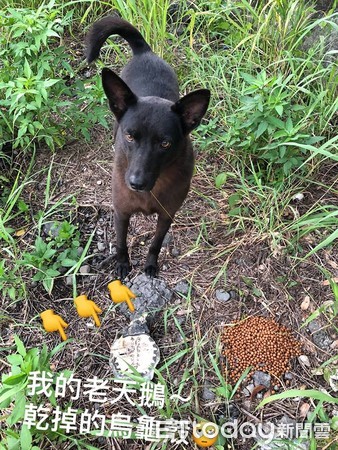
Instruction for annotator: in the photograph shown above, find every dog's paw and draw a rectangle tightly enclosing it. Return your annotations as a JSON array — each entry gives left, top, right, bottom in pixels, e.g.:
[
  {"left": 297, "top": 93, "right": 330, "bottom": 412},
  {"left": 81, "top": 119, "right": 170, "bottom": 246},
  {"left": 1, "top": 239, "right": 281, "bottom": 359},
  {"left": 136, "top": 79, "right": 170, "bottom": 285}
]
[
  {"left": 116, "top": 262, "right": 131, "bottom": 279},
  {"left": 144, "top": 264, "right": 158, "bottom": 277}
]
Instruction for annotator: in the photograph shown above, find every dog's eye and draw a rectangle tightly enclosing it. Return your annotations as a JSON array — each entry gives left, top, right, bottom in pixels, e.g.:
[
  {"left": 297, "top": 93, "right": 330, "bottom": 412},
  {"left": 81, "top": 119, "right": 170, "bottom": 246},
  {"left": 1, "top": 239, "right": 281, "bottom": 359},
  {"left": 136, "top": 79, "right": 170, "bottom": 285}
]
[
  {"left": 125, "top": 133, "right": 134, "bottom": 142},
  {"left": 161, "top": 140, "right": 171, "bottom": 149}
]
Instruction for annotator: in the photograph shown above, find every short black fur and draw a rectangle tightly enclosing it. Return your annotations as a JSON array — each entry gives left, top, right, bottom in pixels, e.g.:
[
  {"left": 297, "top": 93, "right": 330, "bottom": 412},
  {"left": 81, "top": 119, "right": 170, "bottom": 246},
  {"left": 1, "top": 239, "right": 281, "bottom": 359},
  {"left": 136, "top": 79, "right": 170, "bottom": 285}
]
[{"left": 86, "top": 16, "right": 210, "bottom": 278}]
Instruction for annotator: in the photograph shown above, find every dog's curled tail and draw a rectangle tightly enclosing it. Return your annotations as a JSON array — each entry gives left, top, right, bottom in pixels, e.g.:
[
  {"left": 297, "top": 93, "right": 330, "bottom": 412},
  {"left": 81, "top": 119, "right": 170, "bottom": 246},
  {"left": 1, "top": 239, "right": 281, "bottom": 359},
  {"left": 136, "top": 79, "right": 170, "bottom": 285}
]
[{"left": 86, "top": 15, "right": 152, "bottom": 63}]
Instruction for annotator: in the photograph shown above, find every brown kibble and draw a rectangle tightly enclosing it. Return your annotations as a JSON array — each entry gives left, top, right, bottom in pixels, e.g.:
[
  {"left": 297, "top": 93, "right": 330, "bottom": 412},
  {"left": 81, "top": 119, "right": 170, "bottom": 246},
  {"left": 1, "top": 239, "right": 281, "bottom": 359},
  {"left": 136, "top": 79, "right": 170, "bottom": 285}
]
[{"left": 221, "top": 316, "right": 302, "bottom": 384}]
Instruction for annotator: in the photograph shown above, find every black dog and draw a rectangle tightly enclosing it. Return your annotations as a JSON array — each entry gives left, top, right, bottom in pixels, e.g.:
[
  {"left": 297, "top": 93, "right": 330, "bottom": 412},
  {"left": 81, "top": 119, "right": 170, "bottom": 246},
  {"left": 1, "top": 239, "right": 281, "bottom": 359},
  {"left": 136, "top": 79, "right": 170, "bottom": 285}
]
[{"left": 86, "top": 16, "right": 210, "bottom": 278}]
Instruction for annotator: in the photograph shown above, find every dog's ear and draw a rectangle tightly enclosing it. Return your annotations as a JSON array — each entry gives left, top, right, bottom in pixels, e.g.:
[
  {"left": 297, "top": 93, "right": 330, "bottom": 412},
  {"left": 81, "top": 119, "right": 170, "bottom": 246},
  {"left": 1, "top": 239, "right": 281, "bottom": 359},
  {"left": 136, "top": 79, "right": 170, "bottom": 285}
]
[
  {"left": 102, "top": 68, "right": 137, "bottom": 120},
  {"left": 172, "top": 89, "right": 210, "bottom": 134}
]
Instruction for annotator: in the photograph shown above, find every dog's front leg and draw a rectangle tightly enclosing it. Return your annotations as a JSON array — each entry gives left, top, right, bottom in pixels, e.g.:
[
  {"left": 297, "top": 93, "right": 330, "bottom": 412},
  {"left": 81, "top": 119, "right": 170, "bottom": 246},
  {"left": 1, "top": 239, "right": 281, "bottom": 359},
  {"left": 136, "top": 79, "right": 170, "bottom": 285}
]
[
  {"left": 145, "top": 214, "right": 172, "bottom": 277},
  {"left": 114, "top": 211, "right": 131, "bottom": 279}
]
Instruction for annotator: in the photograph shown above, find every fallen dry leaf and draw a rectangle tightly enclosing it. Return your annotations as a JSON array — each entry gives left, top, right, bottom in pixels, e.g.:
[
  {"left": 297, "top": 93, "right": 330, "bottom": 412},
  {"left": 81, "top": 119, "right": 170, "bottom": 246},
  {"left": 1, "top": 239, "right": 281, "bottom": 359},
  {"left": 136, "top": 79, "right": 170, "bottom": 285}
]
[
  {"left": 299, "top": 402, "right": 311, "bottom": 418},
  {"left": 15, "top": 229, "right": 26, "bottom": 237},
  {"left": 330, "top": 340, "right": 338, "bottom": 350},
  {"left": 322, "top": 277, "right": 338, "bottom": 286},
  {"left": 300, "top": 296, "right": 311, "bottom": 311}
]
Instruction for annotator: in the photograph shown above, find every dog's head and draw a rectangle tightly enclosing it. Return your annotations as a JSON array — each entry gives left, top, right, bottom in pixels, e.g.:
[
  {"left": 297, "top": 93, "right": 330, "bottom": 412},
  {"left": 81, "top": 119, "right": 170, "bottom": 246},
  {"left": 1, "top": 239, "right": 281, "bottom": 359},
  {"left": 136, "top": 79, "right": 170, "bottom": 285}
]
[{"left": 102, "top": 68, "right": 210, "bottom": 192}]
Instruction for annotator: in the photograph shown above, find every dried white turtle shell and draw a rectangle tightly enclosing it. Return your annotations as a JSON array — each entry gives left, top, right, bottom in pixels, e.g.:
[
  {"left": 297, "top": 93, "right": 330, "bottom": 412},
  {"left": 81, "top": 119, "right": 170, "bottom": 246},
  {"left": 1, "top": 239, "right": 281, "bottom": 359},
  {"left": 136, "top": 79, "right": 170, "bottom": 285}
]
[{"left": 110, "top": 334, "right": 160, "bottom": 381}]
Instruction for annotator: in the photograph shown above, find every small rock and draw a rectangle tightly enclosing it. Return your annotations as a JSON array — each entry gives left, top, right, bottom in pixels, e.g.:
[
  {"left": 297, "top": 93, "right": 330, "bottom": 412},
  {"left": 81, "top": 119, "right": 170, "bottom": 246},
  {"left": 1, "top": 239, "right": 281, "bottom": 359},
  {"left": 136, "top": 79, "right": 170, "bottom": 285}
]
[
  {"left": 284, "top": 372, "right": 293, "bottom": 380},
  {"left": 66, "top": 275, "right": 73, "bottom": 286},
  {"left": 119, "top": 274, "right": 173, "bottom": 323},
  {"left": 171, "top": 248, "right": 180, "bottom": 257},
  {"left": 122, "top": 316, "right": 150, "bottom": 336},
  {"left": 215, "top": 289, "right": 231, "bottom": 302},
  {"left": 201, "top": 382, "right": 215, "bottom": 401},
  {"left": 307, "top": 319, "right": 333, "bottom": 349},
  {"left": 174, "top": 281, "right": 190, "bottom": 295},
  {"left": 298, "top": 354, "right": 311, "bottom": 367},
  {"left": 43, "top": 221, "right": 61, "bottom": 238},
  {"left": 162, "top": 233, "right": 173, "bottom": 247},
  {"left": 79, "top": 265, "right": 91, "bottom": 275},
  {"left": 97, "top": 242, "right": 106, "bottom": 252},
  {"left": 291, "top": 193, "right": 305, "bottom": 202},
  {"left": 253, "top": 371, "right": 271, "bottom": 388},
  {"left": 77, "top": 246, "right": 84, "bottom": 256},
  {"left": 97, "top": 180, "right": 102, "bottom": 185}
]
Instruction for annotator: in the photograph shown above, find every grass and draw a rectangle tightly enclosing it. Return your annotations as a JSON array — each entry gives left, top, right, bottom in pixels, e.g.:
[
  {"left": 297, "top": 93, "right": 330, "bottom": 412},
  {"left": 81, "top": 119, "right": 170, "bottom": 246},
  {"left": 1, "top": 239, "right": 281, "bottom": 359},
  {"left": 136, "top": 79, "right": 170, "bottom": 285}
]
[{"left": 1, "top": 0, "right": 338, "bottom": 449}]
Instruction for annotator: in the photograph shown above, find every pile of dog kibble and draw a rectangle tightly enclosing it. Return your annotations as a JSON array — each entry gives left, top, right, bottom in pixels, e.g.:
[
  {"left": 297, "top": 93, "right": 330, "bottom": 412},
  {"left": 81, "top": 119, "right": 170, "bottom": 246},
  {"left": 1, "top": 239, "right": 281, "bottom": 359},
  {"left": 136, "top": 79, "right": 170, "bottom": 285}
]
[{"left": 221, "top": 316, "right": 302, "bottom": 383}]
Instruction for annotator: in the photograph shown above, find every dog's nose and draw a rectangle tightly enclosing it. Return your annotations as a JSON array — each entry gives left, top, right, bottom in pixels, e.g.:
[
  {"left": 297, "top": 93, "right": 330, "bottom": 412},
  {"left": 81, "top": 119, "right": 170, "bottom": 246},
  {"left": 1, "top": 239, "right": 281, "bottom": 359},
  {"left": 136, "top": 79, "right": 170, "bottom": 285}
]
[{"left": 129, "top": 175, "right": 146, "bottom": 191}]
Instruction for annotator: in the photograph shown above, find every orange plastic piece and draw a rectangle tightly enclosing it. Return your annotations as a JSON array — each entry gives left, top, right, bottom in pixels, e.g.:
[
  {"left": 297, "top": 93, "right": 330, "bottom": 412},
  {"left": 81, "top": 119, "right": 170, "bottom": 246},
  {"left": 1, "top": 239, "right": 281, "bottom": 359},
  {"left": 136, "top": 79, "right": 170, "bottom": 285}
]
[
  {"left": 40, "top": 309, "right": 68, "bottom": 341},
  {"left": 74, "top": 295, "right": 102, "bottom": 327},
  {"left": 108, "top": 280, "right": 136, "bottom": 312}
]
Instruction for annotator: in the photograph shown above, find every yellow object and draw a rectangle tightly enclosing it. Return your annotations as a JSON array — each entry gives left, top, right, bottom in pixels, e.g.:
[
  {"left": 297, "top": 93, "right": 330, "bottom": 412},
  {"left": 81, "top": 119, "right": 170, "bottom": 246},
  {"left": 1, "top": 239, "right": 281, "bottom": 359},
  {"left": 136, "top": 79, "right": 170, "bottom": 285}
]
[
  {"left": 108, "top": 280, "right": 136, "bottom": 312},
  {"left": 40, "top": 309, "right": 68, "bottom": 341},
  {"left": 74, "top": 295, "right": 102, "bottom": 327},
  {"left": 192, "top": 421, "right": 219, "bottom": 448}
]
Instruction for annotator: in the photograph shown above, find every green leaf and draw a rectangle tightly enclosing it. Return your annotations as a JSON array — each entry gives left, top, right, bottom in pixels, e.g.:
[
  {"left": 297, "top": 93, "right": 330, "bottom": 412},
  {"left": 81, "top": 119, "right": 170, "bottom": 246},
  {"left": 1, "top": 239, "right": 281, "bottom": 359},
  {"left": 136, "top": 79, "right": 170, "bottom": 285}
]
[
  {"left": 257, "top": 389, "right": 338, "bottom": 408},
  {"left": 7, "top": 391, "right": 26, "bottom": 425},
  {"left": 45, "top": 268, "right": 60, "bottom": 277},
  {"left": 3, "top": 373, "right": 26, "bottom": 386},
  {"left": 255, "top": 121, "right": 268, "bottom": 138},
  {"left": 23, "top": 59, "right": 32, "bottom": 79},
  {"left": 215, "top": 172, "right": 227, "bottom": 189},
  {"left": 14, "top": 335, "right": 26, "bottom": 357},
  {"left": 306, "top": 228, "right": 338, "bottom": 257},
  {"left": 332, "top": 416, "right": 338, "bottom": 431},
  {"left": 0, "top": 383, "right": 26, "bottom": 404},
  {"left": 240, "top": 72, "right": 257, "bottom": 85},
  {"left": 267, "top": 116, "right": 285, "bottom": 130},
  {"left": 228, "top": 193, "right": 241, "bottom": 208},
  {"left": 20, "top": 425, "right": 32, "bottom": 450},
  {"left": 6, "top": 354, "right": 23, "bottom": 367},
  {"left": 275, "top": 104, "right": 283, "bottom": 116}
]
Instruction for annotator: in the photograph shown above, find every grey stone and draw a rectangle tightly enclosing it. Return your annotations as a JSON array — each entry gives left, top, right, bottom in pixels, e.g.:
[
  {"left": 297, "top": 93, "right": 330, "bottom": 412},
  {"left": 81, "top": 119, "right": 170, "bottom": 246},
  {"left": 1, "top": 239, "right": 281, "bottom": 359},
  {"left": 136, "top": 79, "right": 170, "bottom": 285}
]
[
  {"left": 307, "top": 319, "right": 333, "bottom": 349},
  {"left": 97, "top": 242, "right": 106, "bottom": 252},
  {"left": 119, "top": 274, "right": 173, "bottom": 322},
  {"left": 253, "top": 370, "right": 271, "bottom": 388},
  {"left": 122, "top": 316, "right": 150, "bottom": 336},
  {"left": 79, "top": 265, "right": 91, "bottom": 274},
  {"left": 43, "top": 221, "right": 61, "bottom": 238},
  {"left": 284, "top": 372, "right": 293, "bottom": 380},
  {"left": 202, "top": 382, "right": 216, "bottom": 401},
  {"left": 171, "top": 248, "right": 180, "bottom": 257},
  {"left": 174, "top": 280, "right": 190, "bottom": 295},
  {"left": 215, "top": 289, "right": 231, "bottom": 302},
  {"left": 66, "top": 275, "right": 73, "bottom": 286},
  {"left": 162, "top": 233, "right": 173, "bottom": 247},
  {"left": 77, "top": 246, "right": 84, "bottom": 256}
]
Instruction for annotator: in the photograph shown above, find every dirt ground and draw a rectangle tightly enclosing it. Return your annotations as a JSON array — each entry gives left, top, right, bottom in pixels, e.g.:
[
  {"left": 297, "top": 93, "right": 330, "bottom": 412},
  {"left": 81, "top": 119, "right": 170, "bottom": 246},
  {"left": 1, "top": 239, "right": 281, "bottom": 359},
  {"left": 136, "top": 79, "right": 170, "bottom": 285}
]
[{"left": 2, "top": 122, "right": 336, "bottom": 449}]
